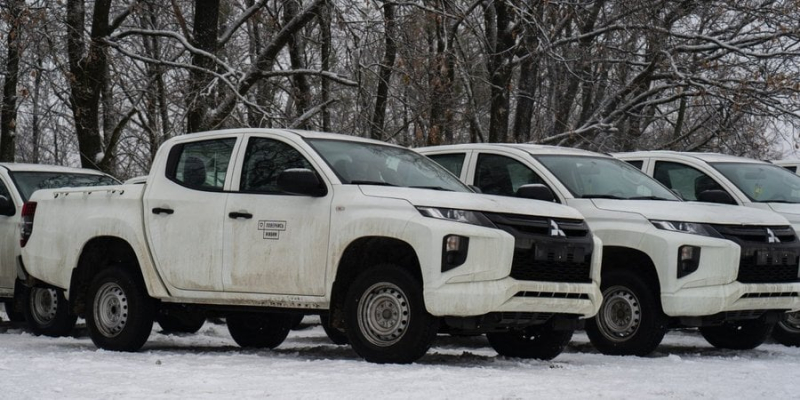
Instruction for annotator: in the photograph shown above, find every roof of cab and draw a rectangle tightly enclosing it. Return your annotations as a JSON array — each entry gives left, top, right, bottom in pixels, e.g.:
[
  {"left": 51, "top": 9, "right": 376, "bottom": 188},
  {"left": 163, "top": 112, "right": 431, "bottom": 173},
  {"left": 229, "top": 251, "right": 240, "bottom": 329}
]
[
  {"left": 0, "top": 162, "right": 107, "bottom": 174},
  {"left": 417, "top": 143, "right": 609, "bottom": 157},
  {"left": 168, "top": 128, "right": 405, "bottom": 148},
  {"left": 615, "top": 150, "right": 766, "bottom": 164}
]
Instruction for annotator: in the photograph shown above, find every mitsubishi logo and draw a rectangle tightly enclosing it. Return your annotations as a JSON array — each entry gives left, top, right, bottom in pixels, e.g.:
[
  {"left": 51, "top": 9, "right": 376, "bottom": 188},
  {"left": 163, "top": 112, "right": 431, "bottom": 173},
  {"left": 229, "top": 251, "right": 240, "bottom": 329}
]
[
  {"left": 767, "top": 228, "right": 780, "bottom": 244},
  {"left": 550, "top": 220, "right": 566, "bottom": 237}
]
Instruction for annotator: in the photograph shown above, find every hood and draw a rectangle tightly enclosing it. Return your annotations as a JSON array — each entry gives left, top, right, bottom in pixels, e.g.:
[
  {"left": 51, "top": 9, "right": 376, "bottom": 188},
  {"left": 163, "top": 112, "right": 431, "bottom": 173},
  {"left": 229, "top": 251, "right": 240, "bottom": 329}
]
[
  {"left": 591, "top": 199, "right": 790, "bottom": 226},
  {"left": 358, "top": 186, "right": 584, "bottom": 220},
  {"left": 768, "top": 203, "right": 800, "bottom": 218}
]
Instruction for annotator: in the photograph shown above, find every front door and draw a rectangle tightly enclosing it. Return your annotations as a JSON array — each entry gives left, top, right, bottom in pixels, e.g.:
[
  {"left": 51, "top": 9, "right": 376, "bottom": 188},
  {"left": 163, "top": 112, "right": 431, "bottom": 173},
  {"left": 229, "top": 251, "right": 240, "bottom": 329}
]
[
  {"left": 0, "top": 176, "right": 18, "bottom": 291},
  {"left": 222, "top": 135, "right": 332, "bottom": 295}
]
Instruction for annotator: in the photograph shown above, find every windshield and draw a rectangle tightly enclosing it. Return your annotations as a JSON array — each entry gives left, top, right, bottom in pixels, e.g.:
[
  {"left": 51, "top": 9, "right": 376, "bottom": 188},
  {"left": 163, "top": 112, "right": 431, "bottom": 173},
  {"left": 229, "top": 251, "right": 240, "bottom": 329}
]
[
  {"left": 307, "top": 139, "right": 471, "bottom": 192},
  {"left": 535, "top": 155, "right": 680, "bottom": 200},
  {"left": 10, "top": 172, "right": 119, "bottom": 201},
  {"left": 711, "top": 162, "right": 800, "bottom": 203}
]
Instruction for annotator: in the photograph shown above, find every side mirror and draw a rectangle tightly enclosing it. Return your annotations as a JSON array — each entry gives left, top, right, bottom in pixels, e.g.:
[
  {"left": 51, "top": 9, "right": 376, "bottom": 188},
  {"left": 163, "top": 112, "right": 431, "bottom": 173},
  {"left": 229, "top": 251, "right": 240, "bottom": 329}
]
[
  {"left": 516, "top": 184, "right": 556, "bottom": 202},
  {"left": 0, "top": 195, "right": 15, "bottom": 216},
  {"left": 277, "top": 168, "right": 328, "bottom": 197},
  {"left": 697, "top": 189, "right": 736, "bottom": 205}
]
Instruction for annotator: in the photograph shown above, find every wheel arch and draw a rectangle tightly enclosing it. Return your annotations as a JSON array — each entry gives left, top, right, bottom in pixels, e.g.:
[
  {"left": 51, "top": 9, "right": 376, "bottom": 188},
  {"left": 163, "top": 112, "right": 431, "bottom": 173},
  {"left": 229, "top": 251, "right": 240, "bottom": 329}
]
[
  {"left": 69, "top": 236, "right": 145, "bottom": 317},
  {"left": 329, "top": 236, "right": 421, "bottom": 327},
  {"left": 602, "top": 246, "right": 661, "bottom": 293}
]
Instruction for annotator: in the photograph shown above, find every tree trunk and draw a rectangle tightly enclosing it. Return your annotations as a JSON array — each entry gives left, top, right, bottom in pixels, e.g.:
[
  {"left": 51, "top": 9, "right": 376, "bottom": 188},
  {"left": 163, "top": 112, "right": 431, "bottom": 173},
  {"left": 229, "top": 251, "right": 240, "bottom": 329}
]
[
  {"left": 0, "top": 0, "right": 22, "bottom": 162},
  {"left": 369, "top": 1, "right": 396, "bottom": 140},
  {"left": 485, "top": 0, "right": 516, "bottom": 143},
  {"left": 284, "top": 0, "right": 312, "bottom": 128},
  {"left": 187, "top": 0, "right": 220, "bottom": 133}
]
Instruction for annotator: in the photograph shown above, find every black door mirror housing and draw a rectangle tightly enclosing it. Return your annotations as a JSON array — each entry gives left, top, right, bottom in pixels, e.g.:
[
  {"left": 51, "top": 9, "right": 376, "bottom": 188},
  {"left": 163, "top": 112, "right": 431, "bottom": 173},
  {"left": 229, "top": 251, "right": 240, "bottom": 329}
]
[
  {"left": 277, "top": 169, "right": 328, "bottom": 197},
  {"left": 516, "top": 184, "right": 557, "bottom": 202},
  {"left": 0, "top": 195, "right": 15, "bottom": 216},
  {"left": 697, "top": 189, "right": 736, "bottom": 205}
]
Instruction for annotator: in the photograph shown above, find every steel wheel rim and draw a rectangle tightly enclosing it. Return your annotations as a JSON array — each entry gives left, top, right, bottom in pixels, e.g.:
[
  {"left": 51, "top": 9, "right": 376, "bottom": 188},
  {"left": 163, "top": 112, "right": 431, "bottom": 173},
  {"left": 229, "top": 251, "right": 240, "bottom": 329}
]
[
  {"left": 357, "top": 282, "right": 410, "bottom": 347},
  {"left": 94, "top": 282, "right": 129, "bottom": 338},
  {"left": 597, "top": 285, "right": 641, "bottom": 342},
  {"left": 778, "top": 311, "right": 800, "bottom": 333},
  {"left": 29, "top": 287, "right": 58, "bottom": 325}
]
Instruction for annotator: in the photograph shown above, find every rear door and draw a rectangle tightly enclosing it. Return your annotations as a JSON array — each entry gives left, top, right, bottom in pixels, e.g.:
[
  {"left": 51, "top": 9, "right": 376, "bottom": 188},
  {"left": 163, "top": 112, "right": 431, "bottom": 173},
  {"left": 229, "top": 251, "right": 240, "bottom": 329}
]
[
  {"left": 143, "top": 137, "right": 239, "bottom": 292},
  {"left": 0, "top": 174, "right": 18, "bottom": 291},
  {"left": 222, "top": 134, "right": 333, "bottom": 295}
]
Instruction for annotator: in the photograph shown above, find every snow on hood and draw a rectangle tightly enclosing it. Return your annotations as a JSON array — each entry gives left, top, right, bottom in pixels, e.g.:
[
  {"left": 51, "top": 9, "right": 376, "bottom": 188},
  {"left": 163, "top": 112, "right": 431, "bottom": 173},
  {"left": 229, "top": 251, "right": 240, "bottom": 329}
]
[
  {"left": 359, "top": 186, "right": 584, "bottom": 220},
  {"left": 591, "top": 199, "right": 790, "bottom": 226}
]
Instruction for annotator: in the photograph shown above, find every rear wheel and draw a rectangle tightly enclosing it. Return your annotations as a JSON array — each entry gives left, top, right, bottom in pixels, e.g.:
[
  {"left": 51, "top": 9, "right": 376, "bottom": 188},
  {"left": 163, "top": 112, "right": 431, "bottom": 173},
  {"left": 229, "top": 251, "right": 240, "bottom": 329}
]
[
  {"left": 320, "top": 314, "right": 348, "bottom": 345},
  {"left": 700, "top": 319, "right": 773, "bottom": 350},
  {"left": 86, "top": 266, "right": 155, "bottom": 352},
  {"left": 3, "top": 298, "right": 24, "bottom": 322},
  {"left": 586, "top": 270, "right": 668, "bottom": 356},
  {"left": 21, "top": 286, "right": 77, "bottom": 337},
  {"left": 344, "top": 264, "right": 438, "bottom": 364},
  {"left": 772, "top": 312, "right": 800, "bottom": 347},
  {"left": 227, "top": 313, "right": 293, "bottom": 349},
  {"left": 487, "top": 321, "right": 573, "bottom": 360}
]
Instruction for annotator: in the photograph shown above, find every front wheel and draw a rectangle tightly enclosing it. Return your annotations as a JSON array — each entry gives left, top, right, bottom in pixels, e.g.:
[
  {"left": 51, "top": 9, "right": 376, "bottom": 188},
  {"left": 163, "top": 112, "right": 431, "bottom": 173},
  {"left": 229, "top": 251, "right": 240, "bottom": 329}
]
[
  {"left": 3, "top": 298, "right": 24, "bottom": 322},
  {"left": 344, "top": 264, "right": 438, "bottom": 364},
  {"left": 772, "top": 312, "right": 800, "bottom": 347},
  {"left": 700, "top": 319, "right": 773, "bottom": 350},
  {"left": 86, "top": 266, "right": 155, "bottom": 352},
  {"left": 487, "top": 321, "right": 573, "bottom": 360},
  {"left": 227, "top": 313, "right": 293, "bottom": 349},
  {"left": 585, "top": 270, "right": 668, "bottom": 356},
  {"left": 21, "top": 286, "right": 77, "bottom": 337}
]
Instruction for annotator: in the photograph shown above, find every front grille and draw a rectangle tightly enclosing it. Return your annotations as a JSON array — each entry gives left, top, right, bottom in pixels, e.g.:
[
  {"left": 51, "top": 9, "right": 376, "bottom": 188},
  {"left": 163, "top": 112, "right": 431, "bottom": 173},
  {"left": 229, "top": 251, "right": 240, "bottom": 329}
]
[
  {"left": 486, "top": 213, "right": 593, "bottom": 283},
  {"left": 712, "top": 224, "right": 800, "bottom": 284}
]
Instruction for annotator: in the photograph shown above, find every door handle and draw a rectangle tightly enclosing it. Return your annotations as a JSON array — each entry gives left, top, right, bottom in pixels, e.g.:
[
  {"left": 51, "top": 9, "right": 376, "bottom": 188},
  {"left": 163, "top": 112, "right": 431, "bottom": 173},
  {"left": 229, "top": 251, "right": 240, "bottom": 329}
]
[
  {"left": 152, "top": 207, "right": 174, "bottom": 215},
  {"left": 228, "top": 211, "right": 253, "bottom": 219}
]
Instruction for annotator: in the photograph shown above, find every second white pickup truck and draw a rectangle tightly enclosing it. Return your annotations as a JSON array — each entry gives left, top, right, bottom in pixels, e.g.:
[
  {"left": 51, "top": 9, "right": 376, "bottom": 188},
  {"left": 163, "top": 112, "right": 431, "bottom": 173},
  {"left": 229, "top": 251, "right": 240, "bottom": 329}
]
[
  {"left": 419, "top": 144, "right": 800, "bottom": 356},
  {"left": 19, "top": 129, "right": 603, "bottom": 363}
]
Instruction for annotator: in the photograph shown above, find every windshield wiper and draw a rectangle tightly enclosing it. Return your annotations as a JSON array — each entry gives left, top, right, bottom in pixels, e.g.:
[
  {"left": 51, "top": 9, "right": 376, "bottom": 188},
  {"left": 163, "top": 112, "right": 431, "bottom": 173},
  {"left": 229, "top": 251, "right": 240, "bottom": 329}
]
[
  {"left": 410, "top": 185, "right": 454, "bottom": 191},
  {"left": 349, "top": 180, "right": 396, "bottom": 187},
  {"left": 628, "top": 196, "right": 676, "bottom": 201},
  {"left": 580, "top": 194, "right": 625, "bottom": 199}
]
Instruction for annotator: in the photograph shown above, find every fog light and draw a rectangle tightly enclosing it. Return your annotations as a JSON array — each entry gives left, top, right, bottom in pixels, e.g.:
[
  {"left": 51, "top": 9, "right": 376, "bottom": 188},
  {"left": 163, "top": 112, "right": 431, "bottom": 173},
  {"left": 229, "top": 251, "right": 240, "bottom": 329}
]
[
  {"left": 678, "top": 245, "right": 701, "bottom": 278},
  {"left": 442, "top": 235, "right": 469, "bottom": 272}
]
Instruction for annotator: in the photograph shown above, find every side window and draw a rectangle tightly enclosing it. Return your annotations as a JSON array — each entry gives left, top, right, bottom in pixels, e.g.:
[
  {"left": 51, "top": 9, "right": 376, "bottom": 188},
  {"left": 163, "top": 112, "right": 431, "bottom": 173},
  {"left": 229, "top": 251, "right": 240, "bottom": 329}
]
[
  {"left": 169, "top": 138, "right": 236, "bottom": 190},
  {"left": 240, "top": 137, "right": 314, "bottom": 194},
  {"left": 475, "top": 154, "right": 548, "bottom": 196},
  {"left": 624, "top": 160, "right": 643, "bottom": 170},
  {"left": 0, "top": 179, "right": 10, "bottom": 199},
  {"left": 653, "top": 161, "right": 725, "bottom": 201},
  {"left": 783, "top": 165, "right": 797, "bottom": 173},
  {"left": 427, "top": 153, "right": 466, "bottom": 177}
]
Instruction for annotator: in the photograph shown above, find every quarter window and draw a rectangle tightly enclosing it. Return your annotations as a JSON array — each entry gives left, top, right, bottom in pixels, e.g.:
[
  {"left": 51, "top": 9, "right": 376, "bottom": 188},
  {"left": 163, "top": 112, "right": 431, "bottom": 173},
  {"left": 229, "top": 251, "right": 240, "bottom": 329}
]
[{"left": 240, "top": 138, "right": 315, "bottom": 193}]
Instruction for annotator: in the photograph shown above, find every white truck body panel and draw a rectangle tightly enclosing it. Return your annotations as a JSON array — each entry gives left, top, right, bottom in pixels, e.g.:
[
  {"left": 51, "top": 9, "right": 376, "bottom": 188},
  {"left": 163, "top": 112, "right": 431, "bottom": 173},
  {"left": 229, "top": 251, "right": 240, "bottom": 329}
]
[{"left": 418, "top": 144, "right": 800, "bottom": 317}]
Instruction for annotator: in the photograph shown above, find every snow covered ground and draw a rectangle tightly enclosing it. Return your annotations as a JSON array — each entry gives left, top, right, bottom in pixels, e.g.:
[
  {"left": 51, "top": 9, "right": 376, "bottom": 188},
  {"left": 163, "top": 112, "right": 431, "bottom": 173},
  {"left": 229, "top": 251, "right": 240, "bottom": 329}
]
[{"left": 1, "top": 309, "right": 798, "bottom": 399}]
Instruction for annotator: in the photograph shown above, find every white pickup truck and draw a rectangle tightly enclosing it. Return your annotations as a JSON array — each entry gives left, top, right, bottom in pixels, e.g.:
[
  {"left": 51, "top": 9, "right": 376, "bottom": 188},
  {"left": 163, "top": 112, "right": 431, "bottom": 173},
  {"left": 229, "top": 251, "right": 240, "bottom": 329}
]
[
  {"left": 615, "top": 151, "right": 800, "bottom": 346},
  {"left": 19, "top": 129, "right": 603, "bottom": 364},
  {"left": 0, "top": 163, "right": 117, "bottom": 334},
  {"left": 418, "top": 144, "right": 800, "bottom": 356}
]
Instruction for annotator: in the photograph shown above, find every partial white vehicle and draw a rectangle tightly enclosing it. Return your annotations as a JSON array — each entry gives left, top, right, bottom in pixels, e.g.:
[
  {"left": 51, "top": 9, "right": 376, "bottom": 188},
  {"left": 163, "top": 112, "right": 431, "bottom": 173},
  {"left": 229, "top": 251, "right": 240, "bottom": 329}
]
[
  {"left": 772, "top": 160, "right": 800, "bottom": 175},
  {"left": 615, "top": 151, "right": 800, "bottom": 347},
  {"left": 0, "top": 163, "right": 117, "bottom": 335},
  {"left": 418, "top": 144, "right": 800, "bottom": 356},
  {"left": 19, "top": 129, "right": 603, "bottom": 364}
]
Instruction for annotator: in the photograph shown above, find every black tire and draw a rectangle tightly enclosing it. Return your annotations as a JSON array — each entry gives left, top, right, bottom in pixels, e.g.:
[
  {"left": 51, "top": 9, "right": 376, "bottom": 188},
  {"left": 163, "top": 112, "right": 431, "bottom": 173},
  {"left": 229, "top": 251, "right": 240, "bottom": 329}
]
[
  {"left": 586, "top": 270, "right": 668, "bottom": 356},
  {"left": 320, "top": 314, "right": 348, "bottom": 345},
  {"left": 344, "top": 264, "right": 439, "bottom": 364},
  {"left": 86, "top": 266, "right": 155, "bottom": 352},
  {"left": 700, "top": 319, "right": 773, "bottom": 350},
  {"left": 772, "top": 311, "right": 800, "bottom": 347},
  {"left": 288, "top": 314, "right": 305, "bottom": 330},
  {"left": 3, "top": 298, "right": 24, "bottom": 322},
  {"left": 487, "top": 321, "right": 574, "bottom": 360},
  {"left": 156, "top": 306, "right": 206, "bottom": 334},
  {"left": 227, "top": 313, "right": 293, "bottom": 349},
  {"left": 21, "top": 285, "right": 77, "bottom": 337}
]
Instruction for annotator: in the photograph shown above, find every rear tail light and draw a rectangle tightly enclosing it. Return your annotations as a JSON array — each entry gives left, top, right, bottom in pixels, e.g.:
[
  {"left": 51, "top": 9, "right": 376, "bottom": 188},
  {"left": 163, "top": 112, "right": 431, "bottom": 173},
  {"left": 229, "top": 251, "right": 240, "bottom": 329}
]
[{"left": 20, "top": 201, "right": 37, "bottom": 248}]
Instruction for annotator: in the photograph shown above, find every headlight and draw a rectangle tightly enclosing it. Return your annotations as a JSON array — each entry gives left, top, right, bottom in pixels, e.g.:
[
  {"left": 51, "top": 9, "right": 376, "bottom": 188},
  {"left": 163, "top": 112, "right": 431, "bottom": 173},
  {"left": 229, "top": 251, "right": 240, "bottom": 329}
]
[
  {"left": 650, "top": 220, "right": 718, "bottom": 237},
  {"left": 417, "top": 207, "right": 496, "bottom": 228}
]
